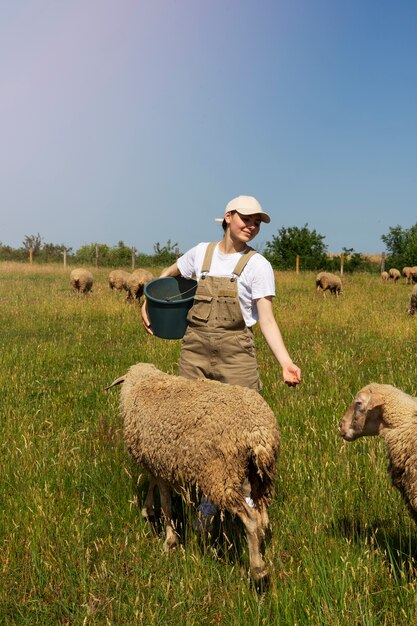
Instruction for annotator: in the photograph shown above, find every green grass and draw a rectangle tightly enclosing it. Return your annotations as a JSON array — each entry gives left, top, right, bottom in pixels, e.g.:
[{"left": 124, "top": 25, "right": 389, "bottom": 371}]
[{"left": 1, "top": 263, "right": 417, "bottom": 624}]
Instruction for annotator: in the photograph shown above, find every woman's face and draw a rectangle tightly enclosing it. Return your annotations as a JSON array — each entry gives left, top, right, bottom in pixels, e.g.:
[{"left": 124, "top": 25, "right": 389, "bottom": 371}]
[{"left": 225, "top": 211, "right": 262, "bottom": 243}]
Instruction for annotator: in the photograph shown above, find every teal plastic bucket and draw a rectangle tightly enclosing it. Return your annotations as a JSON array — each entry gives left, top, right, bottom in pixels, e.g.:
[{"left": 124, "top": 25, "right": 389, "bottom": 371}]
[{"left": 144, "top": 276, "right": 197, "bottom": 339}]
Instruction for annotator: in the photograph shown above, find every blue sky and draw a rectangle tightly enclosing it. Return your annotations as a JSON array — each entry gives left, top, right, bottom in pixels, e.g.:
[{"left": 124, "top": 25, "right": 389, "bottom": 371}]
[{"left": 1, "top": 0, "right": 416, "bottom": 255}]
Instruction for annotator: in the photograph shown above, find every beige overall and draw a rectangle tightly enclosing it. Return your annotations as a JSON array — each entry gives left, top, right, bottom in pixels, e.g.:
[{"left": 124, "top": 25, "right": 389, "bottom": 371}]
[{"left": 179, "top": 242, "right": 261, "bottom": 391}]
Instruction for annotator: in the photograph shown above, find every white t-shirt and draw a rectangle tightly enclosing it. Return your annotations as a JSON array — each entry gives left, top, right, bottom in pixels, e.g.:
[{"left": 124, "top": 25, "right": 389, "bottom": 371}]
[{"left": 177, "top": 242, "right": 276, "bottom": 327}]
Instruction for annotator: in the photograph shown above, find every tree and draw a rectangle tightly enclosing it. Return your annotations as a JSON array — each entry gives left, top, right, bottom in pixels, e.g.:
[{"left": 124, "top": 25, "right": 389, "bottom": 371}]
[
  {"left": 152, "top": 240, "right": 179, "bottom": 266},
  {"left": 22, "top": 233, "right": 43, "bottom": 254},
  {"left": 381, "top": 223, "right": 417, "bottom": 268},
  {"left": 264, "top": 224, "right": 327, "bottom": 270}
]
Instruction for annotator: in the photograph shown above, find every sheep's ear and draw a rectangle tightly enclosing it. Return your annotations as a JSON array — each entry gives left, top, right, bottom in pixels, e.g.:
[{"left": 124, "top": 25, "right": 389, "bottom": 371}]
[
  {"left": 105, "top": 376, "right": 126, "bottom": 391},
  {"left": 362, "top": 387, "right": 385, "bottom": 412}
]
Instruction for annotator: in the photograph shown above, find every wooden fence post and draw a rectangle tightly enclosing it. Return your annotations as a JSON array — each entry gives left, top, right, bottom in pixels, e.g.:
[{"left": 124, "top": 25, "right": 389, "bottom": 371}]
[
  {"left": 63, "top": 249, "right": 67, "bottom": 269},
  {"left": 381, "top": 252, "right": 385, "bottom": 273},
  {"left": 95, "top": 245, "right": 99, "bottom": 269},
  {"left": 175, "top": 247, "right": 179, "bottom": 260},
  {"left": 340, "top": 254, "right": 344, "bottom": 276},
  {"left": 296, "top": 255, "right": 300, "bottom": 274},
  {"left": 131, "top": 247, "right": 136, "bottom": 270},
  {"left": 29, "top": 247, "right": 33, "bottom": 265}
]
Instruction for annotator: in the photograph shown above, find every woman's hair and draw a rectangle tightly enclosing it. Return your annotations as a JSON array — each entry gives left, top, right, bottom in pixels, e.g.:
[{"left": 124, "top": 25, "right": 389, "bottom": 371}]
[{"left": 221, "top": 210, "right": 236, "bottom": 232}]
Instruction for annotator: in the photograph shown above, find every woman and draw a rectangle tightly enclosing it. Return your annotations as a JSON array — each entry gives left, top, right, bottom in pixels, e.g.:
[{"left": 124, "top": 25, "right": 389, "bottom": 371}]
[{"left": 142, "top": 195, "right": 301, "bottom": 391}]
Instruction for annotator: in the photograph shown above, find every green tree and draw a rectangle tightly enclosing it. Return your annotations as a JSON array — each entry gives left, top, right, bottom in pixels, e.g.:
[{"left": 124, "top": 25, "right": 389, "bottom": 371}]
[
  {"left": 381, "top": 223, "right": 417, "bottom": 268},
  {"left": 152, "top": 240, "right": 179, "bottom": 266},
  {"left": 22, "top": 233, "right": 43, "bottom": 255},
  {"left": 264, "top": 224, "right": 327, "bottom": 270}
]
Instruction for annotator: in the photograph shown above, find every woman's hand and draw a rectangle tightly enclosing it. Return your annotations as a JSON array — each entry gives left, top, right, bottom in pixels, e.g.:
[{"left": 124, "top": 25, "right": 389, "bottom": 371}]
[
  {"left": 141, "top": 300, "right": 154, "bottom": 335},
  {"left": 282, "top": 362, "right": 302, "bottom": 387}
]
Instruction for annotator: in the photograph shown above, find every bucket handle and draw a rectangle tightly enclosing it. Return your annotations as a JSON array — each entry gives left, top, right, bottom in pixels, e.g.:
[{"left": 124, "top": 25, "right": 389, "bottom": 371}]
[{"left": 163, "top": 285, "right": 196, "bottom": 302}]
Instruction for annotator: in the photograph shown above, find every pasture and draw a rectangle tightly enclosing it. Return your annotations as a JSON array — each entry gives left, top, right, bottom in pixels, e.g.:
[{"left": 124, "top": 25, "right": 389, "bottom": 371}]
[{"left": 1, "top": 263, "right": 416, "bottom": 625}]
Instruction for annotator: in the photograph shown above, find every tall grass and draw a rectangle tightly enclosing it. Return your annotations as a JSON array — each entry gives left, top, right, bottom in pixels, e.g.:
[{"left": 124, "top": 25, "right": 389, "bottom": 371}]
[{"left": 1, "top": 263, "right": 416, "bottom": 625}]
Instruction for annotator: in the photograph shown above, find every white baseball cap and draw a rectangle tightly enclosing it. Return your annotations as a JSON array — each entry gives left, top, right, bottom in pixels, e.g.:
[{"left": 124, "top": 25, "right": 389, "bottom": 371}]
[{"left": 215, "top": 195, "right": 271, "bottom": 224}]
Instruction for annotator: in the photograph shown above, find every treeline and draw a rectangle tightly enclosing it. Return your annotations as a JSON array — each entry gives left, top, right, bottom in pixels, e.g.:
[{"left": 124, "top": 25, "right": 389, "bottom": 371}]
[
  {"left": 2, "top": 221, "right": 416, "bottom": 272},
  {"left": 0, "top": 236, "right": 179, "bottom": 268}
]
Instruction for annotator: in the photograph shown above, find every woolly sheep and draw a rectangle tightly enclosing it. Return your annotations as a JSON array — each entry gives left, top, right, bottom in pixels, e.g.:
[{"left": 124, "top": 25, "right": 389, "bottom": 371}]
[
  {"left": 381, "top": 271, "right": 389, "bottom": 282},
  {"left": 316, "top": 272, "right": 342, "bottom": 296},
  {"left": 126, "top": 269, "right": 154, "bottom": 302},
  {"left": 407, "top": 284, "right": 417, "bottom": 315},
  {"left": 107, "top": 362, "right": 280, "bottom": 583},
  {"left": 388, "top": 268, "right": 401, "bottom": 282},
  {"left": 339, "top": 383, "right": 417, "bottom": 525},
  {"left": 411, "top": 266, "right": 417, "bottom": 284},
  {"left": 109, "top": 269, "right": 130, "bottom": 292},
  {"left": 70, "top": 268, "right": 93, "bottom": 293},
  {"left": 402, "top": 267, "right": 413, "bottom": 284}
]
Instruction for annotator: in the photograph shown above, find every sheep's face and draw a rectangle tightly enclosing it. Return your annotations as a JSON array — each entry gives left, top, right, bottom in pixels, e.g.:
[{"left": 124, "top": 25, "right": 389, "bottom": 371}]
[{"left": 339, "top": 388, "right": 385, "bottom": 441}]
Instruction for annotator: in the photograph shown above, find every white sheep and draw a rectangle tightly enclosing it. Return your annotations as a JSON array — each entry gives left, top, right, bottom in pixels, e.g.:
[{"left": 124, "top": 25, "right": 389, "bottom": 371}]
[
  {"left": 411, "top": 266, "right": 417, "bottom": 285},
  {"left": 70, "top": 268, "right": 93, "bottom": 293},
  {"left": 388, "top": 268, "right": 401, "bottom": 282},
  {"left": 402, "top": 267, "right": 413, "bottom": 284},
  {"left": 126, "top": 269, "right": 154, "bottom": 302},
  {"left": 107, "top": 362, "right": 280, "bottom": 583},
  {"left": 381, "top": 271, "right": 389, "bottom": 282},
  {"left": 109, "top": 269, "right": 130, "bottom": 292},
  {"left": 407, "top": 284, "right": 417, "bottom": 315},
  {"left": 339, "top": 383, "right": 417, "bottom": 525},
  {"left": 316, "top": 272, "right": 342, "bottom": 296}
]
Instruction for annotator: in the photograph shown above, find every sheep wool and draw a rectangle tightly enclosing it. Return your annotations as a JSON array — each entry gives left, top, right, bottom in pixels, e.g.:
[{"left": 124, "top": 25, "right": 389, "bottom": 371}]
[
  {"left": 389, "top": 268, "right": 401, "bottom": 282},
  {"left": 70, "top": 268, "right": 93, "bottom": 293},
  {"left": 316, "top": 272, "right": 342, "bottom": 296},
  {"left": 340, "top": 383, "right": 417, "bottom": 524},
  {"left": 126, "top": 269, "right": 154, "bottom": 302},
  {"left": 107, "top": 362, "right": 281, "bottom": 582},
  {"left": 109, "top": 269, "right": 130, "bottom": 291}
]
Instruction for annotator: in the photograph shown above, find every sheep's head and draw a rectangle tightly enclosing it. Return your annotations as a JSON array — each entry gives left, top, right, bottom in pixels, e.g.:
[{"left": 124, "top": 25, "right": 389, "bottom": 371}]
[{"left": 339, "top": 384, "right": 386, "bottom": 441}]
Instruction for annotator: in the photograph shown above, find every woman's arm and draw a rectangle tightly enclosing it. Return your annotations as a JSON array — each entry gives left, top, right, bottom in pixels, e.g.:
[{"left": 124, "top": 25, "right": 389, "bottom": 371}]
[
  {"left": 141, "top": 262, "right": 181, "bottom": 334},
  {"left": 256, "top": 296, "right": 301, "bottom": 386}
]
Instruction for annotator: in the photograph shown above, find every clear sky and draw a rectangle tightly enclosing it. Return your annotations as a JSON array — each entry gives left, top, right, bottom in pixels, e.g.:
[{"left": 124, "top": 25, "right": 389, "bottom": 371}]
[{"left": 1, "top": 0, "right": 416, "bottom": 255}]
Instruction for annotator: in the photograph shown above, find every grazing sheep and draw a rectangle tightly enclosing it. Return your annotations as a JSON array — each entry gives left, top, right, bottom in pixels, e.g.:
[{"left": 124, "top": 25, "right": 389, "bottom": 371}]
[
  {"left": 339, "top": 383, "right": 417, "bottom": 524},
  {"left": 126, "top": 269, "right": 154, "bottom": 302},
  {"left": 381, "top": 271, "right": 389, "bottom": 282},
  {"left": 316, "top": 272, "right": 342, "bottom": 296},
  {"left": 388, "top": 268, "right": 401, "bottom": 282},
  {"left": 70, "top": 268, "right": 93, "bottom": 293},
  {"left": 109, "top": 269, "right": 130, "bottom": 292},
  {"left": 402, "top": 267, "right": 413, "bottom": 284},
  {"left": 107, "top": 362, "right": 280, "bottom": 583},
  {"left": 407, "top": 284, "right": 417, "bottom": 315},
  {"left": 411, "top": 266, "right": 417, "bottom": 284}
]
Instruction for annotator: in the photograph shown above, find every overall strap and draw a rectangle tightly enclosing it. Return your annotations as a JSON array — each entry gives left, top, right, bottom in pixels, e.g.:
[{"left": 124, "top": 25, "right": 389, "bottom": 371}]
[
  {"left": 232, "top": 247, "right": 257, "bottom": 277},
  {"left": 201, "top": 242, "right": 219, "bottom": 273}
]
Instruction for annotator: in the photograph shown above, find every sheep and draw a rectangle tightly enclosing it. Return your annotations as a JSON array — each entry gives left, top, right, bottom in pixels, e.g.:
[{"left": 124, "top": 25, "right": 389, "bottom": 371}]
[
  {"left": 388, "top": 268, "right": 401, "bottom": 282},
  {"left": 381, "top": 271, "right": 389, "bottom": 282},
  {"left": 70, "top": 268, "right": 93, "bottom": 293},
  {"left": 315, "top": 272, "right": 342, "bottom": 297},
  {"left": 109, "top": 269, "right": 130, "bottom": 292},
  {"left": 411, "top": 266, "right": 417, "bottom": 284},
  {"left": 407, "top": 284, "right": 417, "bottom": 315},
  {"left": 126, "top": 269, "right": 154, "bottom": 302},
  {"left": 402, "top": 267, "right": 413, "bottom": 284},
  {"left": 339, "top": 383, "right": 417, "bottom": 525},
  {"left": 106, "top": 362, "right": 280, "bottom": 583}
]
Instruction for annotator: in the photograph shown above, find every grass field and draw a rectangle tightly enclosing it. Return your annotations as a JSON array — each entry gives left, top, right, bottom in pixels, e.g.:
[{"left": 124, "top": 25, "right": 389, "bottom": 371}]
[{"left": 1, "top": 262, "right": 416, "bottom": 625}]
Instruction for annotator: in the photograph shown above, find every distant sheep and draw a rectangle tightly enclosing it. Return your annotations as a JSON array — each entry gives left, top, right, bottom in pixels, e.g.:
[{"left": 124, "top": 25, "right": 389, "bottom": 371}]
[
  {"left": 388, "top": 268, "right": 401, "bottom": 282},
  {"left": 109, "top": 269, "right": 130, "bottom": 292},
  {"left": 340, "top": 384, "right": 417, "bottom": 525},
  {"left": 381, "top": 271, "right": 389, "bottom": 282},
  {"left": 411, "top": 266, "right": 417, "bottom": 284},
  {"left": 407, "top": 284, "right": 417, "bottom": 315},
  {"left": 316, "top": 272, "right": 342, "bottom": 296},
  {"left": 107, "top": 362, "right": 280, "bottom": 583},
  {"left": 70, "top": 268, "right": 93, "bottom": 293},
  {"left": 402, "top": 267, "right": 413, "bottom": 284},
  {"left": 126, "top": 269, "right": 154, "bottom": 302}
]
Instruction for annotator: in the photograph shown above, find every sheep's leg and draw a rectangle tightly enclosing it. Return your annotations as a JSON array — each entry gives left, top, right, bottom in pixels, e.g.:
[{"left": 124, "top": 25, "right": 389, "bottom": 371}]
[
  {"left": 141, "top": 477, "right": 157, "bottom": 519},
  {"left": 235, "top": 502, "right": 268, "bottom": 582},
  {"left": 157, "top": 479, "right": 179, "bottom": 550}
]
